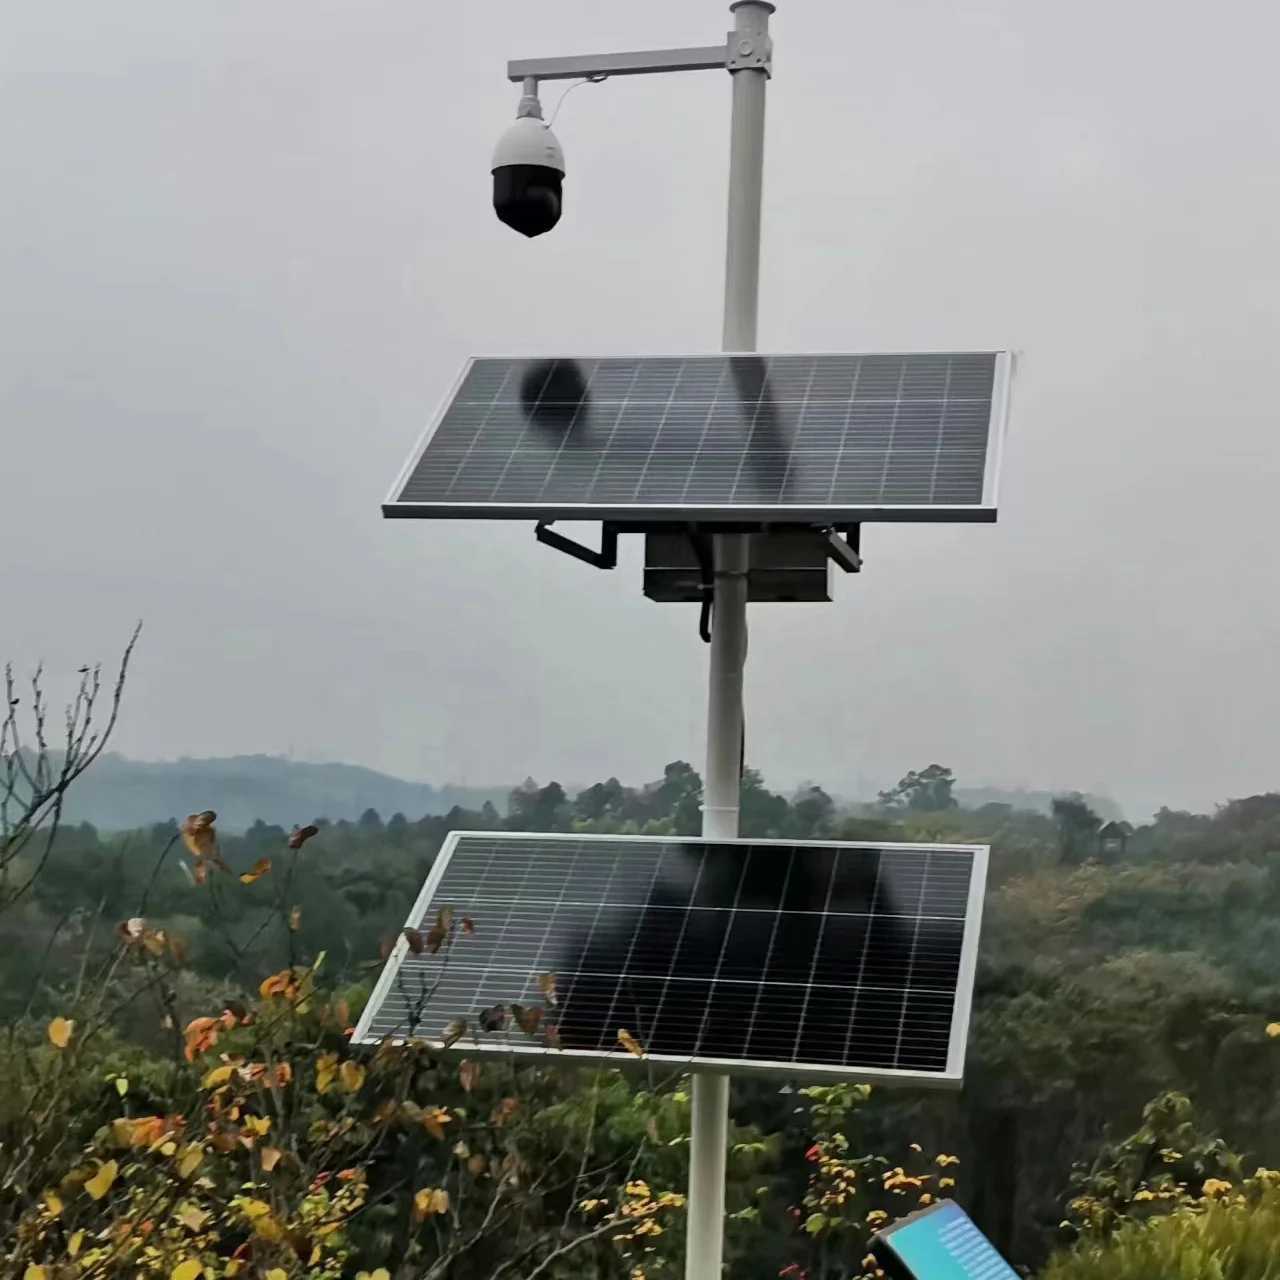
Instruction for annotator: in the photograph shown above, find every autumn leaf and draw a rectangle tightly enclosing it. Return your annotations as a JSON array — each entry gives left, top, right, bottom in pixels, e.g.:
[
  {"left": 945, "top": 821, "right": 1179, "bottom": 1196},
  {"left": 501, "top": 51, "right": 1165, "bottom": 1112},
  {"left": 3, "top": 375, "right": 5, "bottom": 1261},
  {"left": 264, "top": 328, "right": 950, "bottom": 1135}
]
[
  {"left": 84, "top": 1159, "right": 118, "bottom": 1201},
  {"left": 467, "top": 1152, "right": 487, "bottom": 1176},
  {"left": 441, "top": 1018, "right": 467, "bottom": 1049},
  {"left": 261, "top": 1146, "right": 282, "bottom": 1172},
  {"left": 23, "top": 1266, "right": 46, "bottom": 1280},
  {"left": 180, "top": 811, "right": 217, "bottom": 859},
  {"left": 177, "top": 1144, "right": 203, "bottom": 1179},
  {"left": 183, "top": 1016, "right": 220, "bottom": 1061},
  {"left": 412, "top": 1187, "right": 451, "bottom": 1221},
  {"left": 287, "top": 823, "right": 319, "bottom": 849},
  {"left": 192, "top": 860, "right": 208, "bottom": 884},
  {"left": 201, "top": 1063, "right": 235, "bottom": 1090},
  {"left": 42, "top": 1190, "right": 63, "bottom": 1217},
  {"left": 490, "top": 1097, "right": 518, "bottom": 1126},
  {"left": 171, "top": 1261, "right": 202, "bottom": 1280},
  {"left": 265, "top": 1271, "right": 289, "bottom": 1280},
  {"left": 315, "top": 1051, "right": 338, "bottom": 1094},
  {"left": 403, "top": 928, "right": 425, "bottom": 955},
  {"left": 47, "top": 1016, "right": 74, "bottom": 1049},
  {"left": 117, "top": 917, "right": 144, "bottom": 944},
  {"left": 356, "top": 1271, "right": 392, "bottom": 1280},
  {"left": 458, "top": 1060, "right": 480, "bottom": 1093},
  {"left": 240, "top": 857, "right": 272, "bottom": 884},
  {"left": 462, "top": 916, "right": 475, "bottom": 934},
  {"left": 544, "top": 1023, "right": 561, "bottom": 1048},
  {"left": 67, "top": 1230, "right": 85, "bottom": 1257},
  {"left": 538, "top": 973, "right": 558, "bottom": 1006},
  {"left": 169, "top": 935, "right": 189, "bottom": 965},
  {"left": 617, "top": 1029, "right": 645, "bottom": 1058},
  {"left": 514, "top": 1004, "right": 544, "bottom": 1036},
  {"left": 422, "top": 1107, "right": 452, "bottom": 1141},
  {"left": 176, "top": 1204, "right": 210, "bottom": 1232},
  {"left": 288, "top": 905, "right": 301, "bottom": 932},
  {"left": 425, "top": 924, "right": 447, "bottom": 954},
  {"left": 339, "top": 1059, "right": 366, "bottom": 1092},
  {"left": 478, "top": 1005, "right": 508, "bottom": 1032},
  {"left": 1266, "top": 1022, "right": 1280, "bottom": 1038}
]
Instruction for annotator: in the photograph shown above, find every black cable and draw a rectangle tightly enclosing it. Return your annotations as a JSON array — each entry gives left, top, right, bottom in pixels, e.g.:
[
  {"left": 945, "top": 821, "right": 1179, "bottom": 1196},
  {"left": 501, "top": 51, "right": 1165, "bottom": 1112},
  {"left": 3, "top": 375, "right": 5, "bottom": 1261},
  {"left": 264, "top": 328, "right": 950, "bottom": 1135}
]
[{"left": 689, "top": 527, "right": 714, "bottom": 644}]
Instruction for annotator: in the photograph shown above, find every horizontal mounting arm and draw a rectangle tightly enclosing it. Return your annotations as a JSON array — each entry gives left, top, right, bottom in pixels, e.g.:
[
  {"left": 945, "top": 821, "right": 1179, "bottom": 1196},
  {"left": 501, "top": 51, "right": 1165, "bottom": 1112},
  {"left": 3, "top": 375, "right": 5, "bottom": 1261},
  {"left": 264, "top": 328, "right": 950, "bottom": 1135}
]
[{"left": 507, "top": 44, "right": 728, "bottom": 82}]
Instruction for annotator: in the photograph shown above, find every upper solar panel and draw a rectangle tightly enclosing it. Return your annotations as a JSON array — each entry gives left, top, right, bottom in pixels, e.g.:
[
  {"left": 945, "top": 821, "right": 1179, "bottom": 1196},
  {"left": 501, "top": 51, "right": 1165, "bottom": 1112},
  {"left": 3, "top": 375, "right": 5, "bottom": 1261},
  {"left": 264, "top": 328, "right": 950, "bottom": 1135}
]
[
  {"left": 384, "top": 351, "right": 1012, "bottom": 524},
  {"left": 352, "top": 831, "right": 989, "bottom": 1086}
]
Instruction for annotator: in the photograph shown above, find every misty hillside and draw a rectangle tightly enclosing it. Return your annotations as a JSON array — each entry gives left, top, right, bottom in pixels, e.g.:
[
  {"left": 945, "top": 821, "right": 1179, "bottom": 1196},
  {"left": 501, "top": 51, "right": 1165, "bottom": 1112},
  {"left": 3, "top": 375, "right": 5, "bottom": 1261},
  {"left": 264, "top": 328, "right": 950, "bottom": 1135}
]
[{"left": 58, "top": 754, "right": 510, "bottom": 833}]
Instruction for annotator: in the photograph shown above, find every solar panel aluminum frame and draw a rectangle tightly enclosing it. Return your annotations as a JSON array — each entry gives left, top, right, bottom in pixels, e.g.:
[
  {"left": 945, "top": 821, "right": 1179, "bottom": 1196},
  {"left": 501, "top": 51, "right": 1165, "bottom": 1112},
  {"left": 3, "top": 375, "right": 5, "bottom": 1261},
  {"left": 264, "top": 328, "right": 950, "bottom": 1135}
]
[
  {"left": 381, "top": 350, "right": 1015, "bottom": 526},
  {"left": 350, "top": 831, "right": 990, "bottom": 1088}
]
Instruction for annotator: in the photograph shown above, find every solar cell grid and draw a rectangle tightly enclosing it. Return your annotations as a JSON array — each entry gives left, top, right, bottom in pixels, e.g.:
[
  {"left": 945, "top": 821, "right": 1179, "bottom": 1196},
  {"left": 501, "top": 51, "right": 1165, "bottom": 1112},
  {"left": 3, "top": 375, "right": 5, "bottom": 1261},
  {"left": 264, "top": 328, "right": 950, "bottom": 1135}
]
[
  {"left": 353, "top": 833, "right": 988, "bottom": 1084},
  {"left": 385, "top": 351, "right": 1010, "bottom": 522}
]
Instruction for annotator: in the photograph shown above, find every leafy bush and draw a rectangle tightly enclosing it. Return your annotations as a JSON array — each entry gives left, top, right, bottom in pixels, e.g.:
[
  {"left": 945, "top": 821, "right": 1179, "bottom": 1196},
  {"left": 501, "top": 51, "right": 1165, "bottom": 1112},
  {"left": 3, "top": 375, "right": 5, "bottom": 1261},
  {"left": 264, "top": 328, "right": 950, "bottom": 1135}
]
[{"left": 1042, "top": 1177, "right": 1280, "bottom": 1280}]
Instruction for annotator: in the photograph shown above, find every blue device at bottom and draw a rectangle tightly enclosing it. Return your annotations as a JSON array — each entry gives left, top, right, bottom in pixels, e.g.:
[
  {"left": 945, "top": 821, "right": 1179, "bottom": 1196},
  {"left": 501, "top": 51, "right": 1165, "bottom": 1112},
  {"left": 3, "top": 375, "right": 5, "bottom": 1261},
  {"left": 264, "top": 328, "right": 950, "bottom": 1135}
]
[{"left": 871, "top": 1199, "right": 1020, "bottom": 1280}]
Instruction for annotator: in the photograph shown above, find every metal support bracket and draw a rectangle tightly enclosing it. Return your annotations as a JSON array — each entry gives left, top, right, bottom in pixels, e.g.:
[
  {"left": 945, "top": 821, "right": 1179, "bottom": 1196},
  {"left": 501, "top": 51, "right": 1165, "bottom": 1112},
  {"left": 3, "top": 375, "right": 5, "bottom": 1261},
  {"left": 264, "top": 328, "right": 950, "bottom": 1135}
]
[
  {"left": 825, "top": 527, "right": 862, "bottom": 573},
  {"left": 534, "top": 521, "right": 619, "bottom": 570},
  {"left": 725, "top": 29, "right": 773, "bottom": 75},
  {"left": 507, "top": 45, "right": 729, "bottom": 83}
]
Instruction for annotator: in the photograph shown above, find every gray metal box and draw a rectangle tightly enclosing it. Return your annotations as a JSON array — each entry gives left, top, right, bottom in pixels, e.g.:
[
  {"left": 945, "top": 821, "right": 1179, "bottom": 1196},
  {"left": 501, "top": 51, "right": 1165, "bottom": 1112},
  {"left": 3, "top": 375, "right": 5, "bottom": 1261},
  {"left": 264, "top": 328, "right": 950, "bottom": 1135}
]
[{"left": 643, "top": 530, "right": 833, "bottom": 603}]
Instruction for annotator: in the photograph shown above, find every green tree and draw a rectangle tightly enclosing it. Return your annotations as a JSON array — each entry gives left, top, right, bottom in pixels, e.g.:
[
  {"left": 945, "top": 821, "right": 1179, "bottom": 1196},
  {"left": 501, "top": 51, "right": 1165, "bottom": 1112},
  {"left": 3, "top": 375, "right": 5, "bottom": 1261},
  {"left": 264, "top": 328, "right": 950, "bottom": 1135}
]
[{"left": 877, "top": 764, "right": 958, "bottom": 813}]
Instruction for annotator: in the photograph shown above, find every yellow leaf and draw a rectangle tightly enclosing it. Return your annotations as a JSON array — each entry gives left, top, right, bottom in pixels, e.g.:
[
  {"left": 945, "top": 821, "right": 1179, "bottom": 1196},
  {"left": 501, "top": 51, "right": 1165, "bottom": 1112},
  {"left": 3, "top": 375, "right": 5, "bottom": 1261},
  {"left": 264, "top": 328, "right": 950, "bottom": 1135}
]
[
  {"left": 201, "top": 1064, "right": 234, "bottom": 1089},
  {"left": 42, "top": 1190, "right": 62, "bottom": 1217},
  {"left": 240, "top": 856, "right": 272, "bottom": 884},
  {"left": 314, "top": 1050, "right": 338, "bottom": 1094},
  {"left": 617, "top": 1029, "right": 645, "bottom": 1058},
  {"left": 23, "top": 1266, "right": 46, "bottom": 1280},
  {"left": 260, "top": 1145, "right": 282, "bottom": 1172},
  {"left": 413, "top": 1186, "right": 451, "bottom": 1221},
  {"left": 66, "top": 1230, "right": 85, "bottom": 1258},
  {"left": 114, "top": 1076, "right": 129, "bottom": 1096},
  {"left": 171, "top": 1261, "right": 202, "bottom": 1280},
  {"left": 84, "top": 1159, "right": 118, "bottom": 1201},
  {"left": 176, "top": 1204, "right": 210, "bottom": 1231},
  {"left": 1266, "top": 1022, "right": 1280, "bottom": 1039},
  {"left": 339, "top": 1059, "right": 365, "bottom": 1092},
  {"left": 356, "top": 1272, "right": 392, "bottom": 1280},
  {"left": 265, "top": 1271, "right": 288, "bottom": 1280},
  {"left": 177, "top": 1144, "right": 203, "bottom": 1178},
  {"left": 47, "top": 1017, "right": 74, "bottom": 1049}
]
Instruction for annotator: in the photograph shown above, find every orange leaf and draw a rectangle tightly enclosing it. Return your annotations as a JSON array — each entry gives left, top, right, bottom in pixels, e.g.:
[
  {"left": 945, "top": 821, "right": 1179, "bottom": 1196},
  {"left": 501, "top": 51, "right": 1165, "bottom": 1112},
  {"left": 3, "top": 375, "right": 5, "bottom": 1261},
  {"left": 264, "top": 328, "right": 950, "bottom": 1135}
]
[
  {"left": 617, "top": 1029, "right": 645, "bottom": 1058},
  {"left": 287, "top": 823, "right": 319, "bottom": 850},
  {"left": 47, "top": 1017, "right": 74, "bottom": 1049},
  {"left": 425, "top": 925, "right": 447, "bottom": 954},
  {"left": 422, "top": 1107, "right": 452, "bottom": 1141},
  {"left": 458, "top": 1060, "right": 480, "bottom": 1093},
  {"left": 182, "top": 1016, "right": 220, "bottom": 1061},
  {"left": 403, "top": 928, "right": 425, "bottom": 955},
  {"left": 192, "top": 860, "right": 208, "bottom": 884},
  {"left": 180, "top": 811, "right": 217, "bottom": 859},
  {"left": 514, "top": 1004, "right": 543, "bottom": 1036},
  {"left": 240, "top": 857, "right": 272, "bottom": 885},
  {"left": 169, "top": 935, "right": 189, "bottom": 966},
  {"left": 467, "top": 1152, "right": 487, "bottom": 1176},
  {"left": 441, "top": 1019, "right": 467, "bottom": 1049},
  {"left": 461, "top": 916, "right": 475, "bottom": 934},
  {"left": 260, "top": 1146, "right": 282, "bottom": 1172},
  {"left": 538, "top": 973, "right": 558, "bottom": 1006}
]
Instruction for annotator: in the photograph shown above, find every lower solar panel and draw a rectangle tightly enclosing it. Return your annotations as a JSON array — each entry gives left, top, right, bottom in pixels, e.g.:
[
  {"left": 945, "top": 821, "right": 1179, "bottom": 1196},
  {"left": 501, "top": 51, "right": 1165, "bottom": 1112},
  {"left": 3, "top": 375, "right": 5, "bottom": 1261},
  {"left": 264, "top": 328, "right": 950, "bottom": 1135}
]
[{"left": 352, "top": 833, "right": 988, "bottom": 1085}]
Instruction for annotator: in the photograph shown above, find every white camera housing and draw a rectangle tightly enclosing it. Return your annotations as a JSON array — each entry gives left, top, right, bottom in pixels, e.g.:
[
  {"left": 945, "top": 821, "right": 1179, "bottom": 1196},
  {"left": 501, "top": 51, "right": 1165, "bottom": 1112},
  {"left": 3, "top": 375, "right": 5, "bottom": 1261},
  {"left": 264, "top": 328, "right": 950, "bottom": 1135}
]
[{"left": 492, "top": 117, "right": 566, "bottom": 238}]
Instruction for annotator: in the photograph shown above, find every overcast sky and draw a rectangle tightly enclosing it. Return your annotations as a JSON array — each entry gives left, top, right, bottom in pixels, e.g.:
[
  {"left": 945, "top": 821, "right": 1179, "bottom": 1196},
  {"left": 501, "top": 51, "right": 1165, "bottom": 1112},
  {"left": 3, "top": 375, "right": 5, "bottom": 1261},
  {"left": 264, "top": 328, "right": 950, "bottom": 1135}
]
[{"left": 2, "top": 0, "right": 1278, "bottom": 821}]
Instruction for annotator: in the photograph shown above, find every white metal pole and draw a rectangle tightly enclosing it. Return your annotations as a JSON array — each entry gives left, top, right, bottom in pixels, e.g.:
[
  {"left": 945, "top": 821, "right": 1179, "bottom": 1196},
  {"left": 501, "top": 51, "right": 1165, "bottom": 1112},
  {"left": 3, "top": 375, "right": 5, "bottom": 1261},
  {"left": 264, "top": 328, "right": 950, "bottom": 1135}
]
[{"left": 688, "top": 6, "right": 772, "bottom": 1280}]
